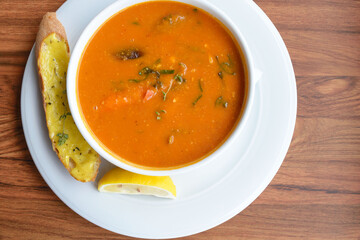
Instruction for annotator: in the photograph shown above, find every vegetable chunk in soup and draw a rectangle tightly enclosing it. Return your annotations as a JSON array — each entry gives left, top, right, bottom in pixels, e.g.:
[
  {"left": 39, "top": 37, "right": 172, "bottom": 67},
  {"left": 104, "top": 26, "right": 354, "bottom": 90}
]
[{"left": 77, "top": 1, "right": 247, "bottom": 170}]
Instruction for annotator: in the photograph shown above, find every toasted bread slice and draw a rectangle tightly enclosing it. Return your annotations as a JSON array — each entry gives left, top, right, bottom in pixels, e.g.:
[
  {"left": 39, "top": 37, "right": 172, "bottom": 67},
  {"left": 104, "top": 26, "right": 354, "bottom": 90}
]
[{"left": 36, "top": 12, "right": 100, "bottom": 182}]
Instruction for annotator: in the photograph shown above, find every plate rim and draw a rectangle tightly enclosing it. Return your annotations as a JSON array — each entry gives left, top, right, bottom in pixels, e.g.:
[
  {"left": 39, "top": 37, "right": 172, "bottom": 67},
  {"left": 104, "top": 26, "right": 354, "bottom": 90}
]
[{"left": 20, "top": 0, "right": 297, "bottom": 238}]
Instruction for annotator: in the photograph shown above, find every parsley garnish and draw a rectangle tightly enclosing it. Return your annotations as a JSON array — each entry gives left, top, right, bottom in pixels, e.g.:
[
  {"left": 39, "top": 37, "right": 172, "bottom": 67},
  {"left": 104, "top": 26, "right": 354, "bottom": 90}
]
[
  {"left": 57, "top": 133, "right": 68, "bottom": 146},
  {"left": 160, "top": 69, "right": 175, "bottom": 74},
  {"left": 128, "top": 79, "right": 142, "bottom": 83},
  {"left": 218, "top": 71, "right": 224, "bottom": 79},
  {"left": 155, "top": 110, "right": 167, "bottom": 120},
  {"left": 174, "top": 74, "right": 184, "bottom": 83},
  {"left": 59, "top": 112, "right": 71, "bottom": 120},
  {"left": 215, "top": 96, "right": 228, "bottom": 108},
  {"left": 57, "top": 112, "right": 71, "bottom": 145},
  {"left": 199, "top": 79, "right": 203, "bottom": 92},
  {"left": 138, "top": 67, "right": 160, "bottom": 79},
  {"left": 192, "top": 94, "right": 203, "bottom": 106},
  {"left": 215, "top": 54, "right": 235, "bottom": 75}
]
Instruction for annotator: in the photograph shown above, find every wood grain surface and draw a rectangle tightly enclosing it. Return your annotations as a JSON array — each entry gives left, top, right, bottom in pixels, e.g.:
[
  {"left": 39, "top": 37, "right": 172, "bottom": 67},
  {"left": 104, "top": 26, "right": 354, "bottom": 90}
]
[{"left": 1, "top": 0, "right": 359, "bottom": 239}]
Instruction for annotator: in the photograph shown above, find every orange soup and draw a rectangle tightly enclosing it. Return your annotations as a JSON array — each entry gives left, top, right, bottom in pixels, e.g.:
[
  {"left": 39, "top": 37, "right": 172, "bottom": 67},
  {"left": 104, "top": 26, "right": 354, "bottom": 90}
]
[{"left": 78, "top": 1, "right": 247, "bottom": 170}]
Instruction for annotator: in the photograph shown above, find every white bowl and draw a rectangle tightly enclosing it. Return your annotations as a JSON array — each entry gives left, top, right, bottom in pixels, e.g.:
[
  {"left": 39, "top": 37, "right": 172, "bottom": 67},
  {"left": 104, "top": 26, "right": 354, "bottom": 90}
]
[{"left": 67, "top": 0, "right": 257, "bottom": 176}]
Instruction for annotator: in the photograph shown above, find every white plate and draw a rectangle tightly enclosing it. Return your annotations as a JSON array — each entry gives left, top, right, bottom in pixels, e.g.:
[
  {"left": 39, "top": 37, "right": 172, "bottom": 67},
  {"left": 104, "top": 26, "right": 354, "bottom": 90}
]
[{"left": 21, "top": 0, "right": 297, "bottom": 238}]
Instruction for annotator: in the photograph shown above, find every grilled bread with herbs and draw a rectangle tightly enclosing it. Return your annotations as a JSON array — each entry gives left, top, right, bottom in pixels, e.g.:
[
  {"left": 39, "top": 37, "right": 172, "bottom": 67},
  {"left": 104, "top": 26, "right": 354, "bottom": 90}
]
[{"left": 36, "top": 12, "right": 100, "bottom": 182}]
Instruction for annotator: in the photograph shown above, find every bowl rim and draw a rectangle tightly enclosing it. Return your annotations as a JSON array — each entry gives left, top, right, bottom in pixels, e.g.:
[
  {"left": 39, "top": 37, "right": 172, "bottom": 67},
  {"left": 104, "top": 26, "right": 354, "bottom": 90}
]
[{"left": 67, "top": 0, "right": 256, "bottom": 176}]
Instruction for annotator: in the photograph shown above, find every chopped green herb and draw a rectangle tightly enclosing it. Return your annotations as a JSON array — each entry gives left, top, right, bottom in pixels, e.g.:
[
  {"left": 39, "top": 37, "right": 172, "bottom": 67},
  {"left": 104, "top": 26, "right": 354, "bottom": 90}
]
[
  {"left": 215, "top": 96, "right": 223, "bottom": 105},
  {"left": 154, "top": 58, "right": 161, "bottom": 65},
  {"left": 57, "top": 133, "right": 68, "bottom": 146},
  {"left": 139, "top": 67, "right": 160, "bottom": 79},
  {"left": 160, "top": 69, "right": 175, "bottom": 74},
  {"left": 174, "top": 74, "right": 184, "bottom": 83},
  {"left": 139, "top": 67, "right": 152, "bottom": 76},
  {"left": 192, "top": 94, "right": 203, "bottom": 106},
  {"left": 59, "top": 112, "right": 71, "bottom": 120},
  {"left": 215, "top": 96, "right": 229, "bottom": 108},
  {"left": 153, "top": 80, "right": 163, "bottom": 89},
  {"left": 128, "top": 79, "right": 142, "bottom": 83},
  {"left": 154, "top": 71, "right": 161, "bottom": 78},
  {"left": 199, "top": 79, "right": 203, "bottom": 92},
  {"left": 132, "top": 21, "right": 140, "bottom": 25},
  {"left": 215, "top": 54, "right": 235, "bottom": 75},
  {"left": 218, "top": 71, "right": 224, "bottom": 79},
  {"left": 193, "top": 8, "right": 198, "bottom": 12},
  {"left": 155, "top": 110, "right": 166, "bottom": 120}
]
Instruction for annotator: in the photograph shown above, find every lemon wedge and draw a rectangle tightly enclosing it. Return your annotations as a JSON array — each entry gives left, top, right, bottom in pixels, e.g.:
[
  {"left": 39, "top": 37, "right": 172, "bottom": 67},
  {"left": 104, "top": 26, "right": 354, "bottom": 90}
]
[{"left": 98, "top": 168, "right": 176, "bottom": 199}]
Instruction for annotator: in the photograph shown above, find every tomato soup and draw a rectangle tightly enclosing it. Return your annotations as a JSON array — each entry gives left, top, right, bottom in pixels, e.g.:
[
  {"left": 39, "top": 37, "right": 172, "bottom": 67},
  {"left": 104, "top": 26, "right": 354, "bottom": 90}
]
[{"left": 77, "top": 1, "right": 247, "bottom": 169}]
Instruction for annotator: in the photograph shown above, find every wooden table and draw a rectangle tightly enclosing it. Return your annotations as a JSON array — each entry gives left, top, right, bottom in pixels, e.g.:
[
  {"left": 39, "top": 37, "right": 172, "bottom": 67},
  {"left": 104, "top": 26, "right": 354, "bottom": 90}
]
[{"left": 1, "top": 0, "right": 359, "bottom": 239}]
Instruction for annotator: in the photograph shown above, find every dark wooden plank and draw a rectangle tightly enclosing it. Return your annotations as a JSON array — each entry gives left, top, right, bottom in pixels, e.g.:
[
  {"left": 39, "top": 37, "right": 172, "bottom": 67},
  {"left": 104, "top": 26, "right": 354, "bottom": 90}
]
[
  {"left": 256, "top": 0, "right": 360, "bottom": 77},
  {"left": 297, "top": 76, "right": 360, "bottom": 119}
]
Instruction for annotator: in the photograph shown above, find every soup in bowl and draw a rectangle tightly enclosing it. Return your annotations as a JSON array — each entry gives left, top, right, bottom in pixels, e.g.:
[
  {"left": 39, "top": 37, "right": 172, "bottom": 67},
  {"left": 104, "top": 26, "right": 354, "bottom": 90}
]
[{"left": 67, "top": 0, "right": 256, "bottom": 176}]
